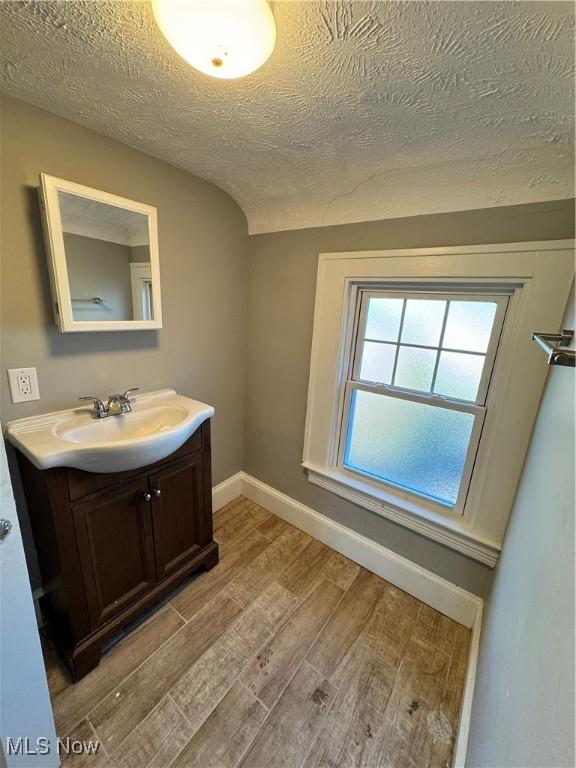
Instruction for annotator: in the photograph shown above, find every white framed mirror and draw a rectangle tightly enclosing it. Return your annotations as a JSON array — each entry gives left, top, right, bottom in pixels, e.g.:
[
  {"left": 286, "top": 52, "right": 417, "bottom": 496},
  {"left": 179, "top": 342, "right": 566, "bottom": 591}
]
[{"left": 39, "top": 174, "right": 163, "bottom": 332}]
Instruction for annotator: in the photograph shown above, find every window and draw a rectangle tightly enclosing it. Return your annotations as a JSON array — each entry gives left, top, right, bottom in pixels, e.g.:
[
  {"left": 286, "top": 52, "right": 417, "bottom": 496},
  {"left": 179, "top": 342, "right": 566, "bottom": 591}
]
[
  {"left": 340, "top": 291, "right": 506, "bottom": 513},
  {"left": 130, "top": 262, "right": 154, "bottom": 320},
  {"left": 302, "top": 242, "right": 574, "bottom": 565}
]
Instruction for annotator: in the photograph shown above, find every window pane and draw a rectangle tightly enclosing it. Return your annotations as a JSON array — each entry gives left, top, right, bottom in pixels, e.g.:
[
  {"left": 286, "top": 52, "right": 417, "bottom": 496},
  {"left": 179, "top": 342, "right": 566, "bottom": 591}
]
[
  {"left": 365, "top": 298, "right": 403, "bottom": 342},
  {"left": 401, "top": 299, "right": 446, "bottom": 347},
  {"left": 443, "top": 301, "right": 498, "bottom": 353},
  {"left": 359, "top": 341, "right": 396, "bottom": 384},
  {"left": 434, "top": 351, "right": 484, "bottom": 401},
  {"left": 344, "top": 389, "right": 475, "bottom": 506},
  {"left": 394, "top": 346, "right": 436, "bottom": 392}
]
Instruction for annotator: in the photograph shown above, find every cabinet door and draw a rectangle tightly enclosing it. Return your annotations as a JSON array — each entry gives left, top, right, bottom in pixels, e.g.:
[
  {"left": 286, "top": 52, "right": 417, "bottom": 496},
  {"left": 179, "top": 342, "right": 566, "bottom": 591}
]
[
  {"left": 149, "top": 454, "right": 211, "bottom": 580},
  {"left": 72, "top": 479, "right": 156, "bottom": 628}
]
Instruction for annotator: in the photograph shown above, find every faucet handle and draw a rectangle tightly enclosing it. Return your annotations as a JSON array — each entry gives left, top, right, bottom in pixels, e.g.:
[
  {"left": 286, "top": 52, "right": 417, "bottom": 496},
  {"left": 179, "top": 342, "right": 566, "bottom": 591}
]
[
  {"left": 122, "top": 388, "right": 139, "bottom": 399},
  {"left": 78, "top": 396, "right": 107, "bottom": 419}
]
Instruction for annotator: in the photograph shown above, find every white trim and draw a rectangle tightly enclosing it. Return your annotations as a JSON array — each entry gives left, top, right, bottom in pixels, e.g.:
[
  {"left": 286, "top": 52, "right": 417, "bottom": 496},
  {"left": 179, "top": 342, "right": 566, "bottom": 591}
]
[
  {"left": 452, "top": 603, "right": 483, "bottom": 768},
  {"left": 319, "top": 239, "right": 575, "bottom": 261},
  {"left": 305, "top": 465, "right": 500, "bottom": 567},
  {"left": 130, "top": 262, "right": 153, "bottom": 320},
  {"left": 303, "top": 240, "right": 575, "bottom": 562},
  {"left": 38, "top": 174, "right": 163, "bottom": 332},
  {"left": 222, "top": 471, "right": 484, "bottom": 628},
  {"left": 337, "top": 285, "right": 509, "bottom": 521},
  {"left": 212, "top": 471, "right": 244, "bottom": 511}
]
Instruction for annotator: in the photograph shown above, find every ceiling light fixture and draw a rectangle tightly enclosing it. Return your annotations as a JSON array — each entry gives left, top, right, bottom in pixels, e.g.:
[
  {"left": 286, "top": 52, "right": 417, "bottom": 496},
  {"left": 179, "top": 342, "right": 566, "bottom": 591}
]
[{"left": 152, "top": 0, "right": 276, "bottom": 80}]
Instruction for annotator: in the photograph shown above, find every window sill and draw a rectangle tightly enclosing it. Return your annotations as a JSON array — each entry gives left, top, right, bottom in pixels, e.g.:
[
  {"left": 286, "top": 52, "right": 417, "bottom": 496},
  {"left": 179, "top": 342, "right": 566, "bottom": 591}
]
[{"left": 302, "top": 462, "right": 501, "bottom": 566}]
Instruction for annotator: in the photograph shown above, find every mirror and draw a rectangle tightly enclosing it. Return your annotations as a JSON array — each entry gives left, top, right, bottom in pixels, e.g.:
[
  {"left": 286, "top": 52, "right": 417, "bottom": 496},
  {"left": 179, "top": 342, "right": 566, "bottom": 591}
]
[{"left": 39, "top": 175, "right": 162, "bottom": 332}]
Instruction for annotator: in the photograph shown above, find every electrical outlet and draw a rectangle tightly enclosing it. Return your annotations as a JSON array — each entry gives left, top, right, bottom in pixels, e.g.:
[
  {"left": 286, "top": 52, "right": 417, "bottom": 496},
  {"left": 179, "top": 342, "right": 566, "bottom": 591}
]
[{"left": 8, "top": 367, "right": 40, "bottom": 403}]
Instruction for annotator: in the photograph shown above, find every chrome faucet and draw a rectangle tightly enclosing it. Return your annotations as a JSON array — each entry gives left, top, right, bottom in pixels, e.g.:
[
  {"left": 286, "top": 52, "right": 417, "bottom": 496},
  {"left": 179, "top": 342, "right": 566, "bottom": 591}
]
[
  {"left": 79, "top": 388, "right": 139, "bottom": 419},
  {"left": 107, "top": 388, "right": 139, "bottom": 416}
]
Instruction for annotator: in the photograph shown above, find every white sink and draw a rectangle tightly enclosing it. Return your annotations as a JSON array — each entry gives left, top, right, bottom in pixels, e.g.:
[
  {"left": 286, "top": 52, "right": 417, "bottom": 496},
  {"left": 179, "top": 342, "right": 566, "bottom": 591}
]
[{"left": 5, "top": 389, "right": 214, "bottom": 473}]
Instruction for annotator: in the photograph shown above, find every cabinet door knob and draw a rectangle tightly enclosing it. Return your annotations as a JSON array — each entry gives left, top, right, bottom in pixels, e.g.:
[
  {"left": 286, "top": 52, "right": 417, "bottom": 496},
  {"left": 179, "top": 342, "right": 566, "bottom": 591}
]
[
  {"left": 153, "top": 489, "right": 162, "bottom": 497},
  {"left": 143, "top": 492, "right": 152, "bottom": 502}
]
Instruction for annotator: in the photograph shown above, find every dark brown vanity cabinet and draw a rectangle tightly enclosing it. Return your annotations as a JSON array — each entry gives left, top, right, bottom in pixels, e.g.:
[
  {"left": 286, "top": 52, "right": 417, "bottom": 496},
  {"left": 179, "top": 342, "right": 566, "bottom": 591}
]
[{"left": 16, "top": 420, "right": 218, "bottom": 681}]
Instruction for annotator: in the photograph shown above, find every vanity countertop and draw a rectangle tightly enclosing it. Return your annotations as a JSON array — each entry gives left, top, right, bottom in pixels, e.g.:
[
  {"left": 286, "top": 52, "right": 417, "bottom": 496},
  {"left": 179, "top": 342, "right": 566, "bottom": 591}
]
[{"left": 5, "top": 388, "right": 214, "bottom": 473}]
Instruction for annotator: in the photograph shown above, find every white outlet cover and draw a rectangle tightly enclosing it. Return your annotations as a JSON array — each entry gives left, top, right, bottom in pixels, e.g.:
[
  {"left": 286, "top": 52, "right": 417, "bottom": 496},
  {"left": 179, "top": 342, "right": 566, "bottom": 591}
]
[{"left": 8, "top": 368, "right": 40, "bottom": 403}]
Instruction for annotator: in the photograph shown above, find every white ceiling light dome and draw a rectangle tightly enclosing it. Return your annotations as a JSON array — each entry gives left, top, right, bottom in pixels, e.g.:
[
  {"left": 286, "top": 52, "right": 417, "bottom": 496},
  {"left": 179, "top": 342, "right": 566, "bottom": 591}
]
[{"left": 152, "top": 0, "right": 276, "bottom": 80}]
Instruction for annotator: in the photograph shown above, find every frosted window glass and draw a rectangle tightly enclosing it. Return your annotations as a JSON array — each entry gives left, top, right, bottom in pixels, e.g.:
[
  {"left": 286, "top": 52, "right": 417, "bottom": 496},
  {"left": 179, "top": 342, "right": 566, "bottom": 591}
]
[
  {"left": 365, "top": 298, "right": 403, "bottom": 342},
  {"left": 394, "top": 346, "right": 436, "bottom": 392},
  {"left": 359, "top": 341, "right": 396, "bottom": 384},
  {"left": 434, "top": 351, "right": 484, "bottom": 401},
  {"left": 401, "top": 299, "right": 446, "bottom": 347},
  {"left": 443, "top": 301, "right": 497, "bottom": 353},
  {"left": 344, "top": 390, "right": 474, "bottom": 506}
]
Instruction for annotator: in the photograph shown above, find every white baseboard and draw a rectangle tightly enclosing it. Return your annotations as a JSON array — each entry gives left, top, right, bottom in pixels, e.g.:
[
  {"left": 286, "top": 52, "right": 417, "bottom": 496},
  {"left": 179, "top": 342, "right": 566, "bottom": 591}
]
[
  {"left": 226, "top": 471, "right": 482, "bottom": 629},
  {"left": 212, "top": 471, "right": 243, "bottom": 511},
  {"left": 213, "top": 470, "right": 482, "bottom": 764},
  {"left": 452, "top": 603, "right": 482, "bottom": 767}
]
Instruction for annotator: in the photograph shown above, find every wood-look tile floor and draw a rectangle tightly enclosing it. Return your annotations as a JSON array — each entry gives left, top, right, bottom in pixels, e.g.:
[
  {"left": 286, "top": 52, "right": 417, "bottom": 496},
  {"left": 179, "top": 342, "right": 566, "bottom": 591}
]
[{"left": 43, "top": 496, "right": 470, "bottom": 768}]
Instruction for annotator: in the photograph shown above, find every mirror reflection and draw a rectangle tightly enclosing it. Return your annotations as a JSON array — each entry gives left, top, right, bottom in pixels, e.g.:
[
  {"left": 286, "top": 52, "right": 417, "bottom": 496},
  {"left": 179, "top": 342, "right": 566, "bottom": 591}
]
[{"left": 58, "top": 192, "right": 153, "bottom": 322}]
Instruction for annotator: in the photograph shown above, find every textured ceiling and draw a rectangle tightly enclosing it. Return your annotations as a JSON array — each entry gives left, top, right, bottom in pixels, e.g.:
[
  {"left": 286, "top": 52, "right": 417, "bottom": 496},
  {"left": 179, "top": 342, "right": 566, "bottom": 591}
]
[
  {"left": 60, "top": 194, "right": 150, "bottom": 246},
  {"left": 1, "top": 1, "right": 574, "bottom": 233}
]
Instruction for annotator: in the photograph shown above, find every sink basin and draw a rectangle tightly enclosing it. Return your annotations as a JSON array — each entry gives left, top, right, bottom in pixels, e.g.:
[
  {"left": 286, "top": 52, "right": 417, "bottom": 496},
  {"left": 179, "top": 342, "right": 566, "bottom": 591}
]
[{"left": 5, "top": 389, "right": 214, "bottom": 473}]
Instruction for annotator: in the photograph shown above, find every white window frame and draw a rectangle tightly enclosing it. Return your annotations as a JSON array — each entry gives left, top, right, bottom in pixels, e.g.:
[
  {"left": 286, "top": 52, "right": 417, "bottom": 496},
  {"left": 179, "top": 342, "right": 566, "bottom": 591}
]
[
  {"left": 337, "top": 287, "right": 509, "bottom": 518},
  {"left": 302, "top": 241, "right": 575, "bottom": 566},
  {"left": 130, "top": 262, "right": 154, "bottom": 320}
]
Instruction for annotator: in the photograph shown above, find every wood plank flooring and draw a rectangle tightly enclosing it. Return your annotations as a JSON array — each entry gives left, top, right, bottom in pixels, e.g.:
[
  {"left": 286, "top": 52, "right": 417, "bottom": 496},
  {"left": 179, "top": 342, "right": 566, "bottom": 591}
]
[{"left": 43, "top": 496, "right": 470, "bottom": 768}]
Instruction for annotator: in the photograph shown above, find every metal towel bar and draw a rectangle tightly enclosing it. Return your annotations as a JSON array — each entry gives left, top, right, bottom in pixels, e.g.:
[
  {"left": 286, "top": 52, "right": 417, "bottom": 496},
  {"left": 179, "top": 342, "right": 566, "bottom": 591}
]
[
  {"left": 531, "top": 329, "right": 575, "bottom": 367},
  {"left": 71, "top": 297, "right": 105, "bottom": 305}
]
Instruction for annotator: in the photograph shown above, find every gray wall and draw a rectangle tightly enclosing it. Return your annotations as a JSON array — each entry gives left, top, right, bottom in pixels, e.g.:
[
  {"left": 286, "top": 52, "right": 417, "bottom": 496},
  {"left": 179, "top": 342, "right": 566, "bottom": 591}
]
[
  {"left": 2, "top": 93, "right": 574, "bottom": 604},
  {"left": 466, "top": 288, "right": 575, "bottom": 767},
  {"left": 1, "top": 95, "right": 249, "bottom": 487},
  {"left": 245, "top": 200, "right": 575, "bottom": 597},
  {"left": 130, "top": 244, "right": 150, "bottom": 263},
  {"left": 64, "top": 234, "right": 133, "bottom": 322}
]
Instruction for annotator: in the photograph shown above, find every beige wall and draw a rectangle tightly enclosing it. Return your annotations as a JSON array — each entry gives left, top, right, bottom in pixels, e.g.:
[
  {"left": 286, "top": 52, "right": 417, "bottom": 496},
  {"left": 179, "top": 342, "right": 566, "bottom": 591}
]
[
  {"left": 1, "top": 95, "right": 249, "bottom": 486},
  {"left": 466, "top": 286, "right": 575, "bottom": 766},
  {"left": 245, "top": 200, "right": 575, "bottom": 596}
]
